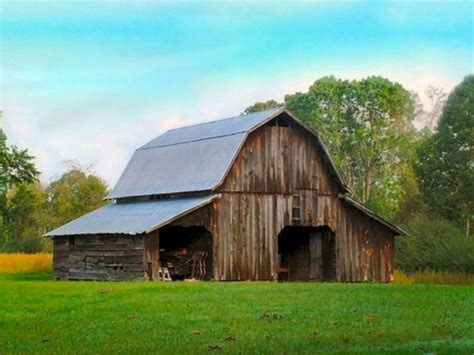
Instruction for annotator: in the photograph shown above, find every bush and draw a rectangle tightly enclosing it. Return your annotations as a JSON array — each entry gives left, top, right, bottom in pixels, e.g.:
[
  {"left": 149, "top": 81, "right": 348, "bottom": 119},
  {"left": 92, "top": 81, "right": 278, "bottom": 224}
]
[{"left": 395, "top": 213, "right": 474, "bottom": 273}]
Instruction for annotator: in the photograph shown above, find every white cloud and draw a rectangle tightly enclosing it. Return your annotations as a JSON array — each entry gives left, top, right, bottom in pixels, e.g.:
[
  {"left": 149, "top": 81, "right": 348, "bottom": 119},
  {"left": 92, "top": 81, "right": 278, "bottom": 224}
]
[{"left": 3, "top": 49, "right": 468, "bottom": 188}]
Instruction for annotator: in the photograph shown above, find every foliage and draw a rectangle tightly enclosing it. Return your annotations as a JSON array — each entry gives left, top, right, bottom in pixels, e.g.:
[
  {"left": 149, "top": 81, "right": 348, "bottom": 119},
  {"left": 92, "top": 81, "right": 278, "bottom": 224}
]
[
  {"left": 0, "top": 122, "right": 39, "bottom": 194},
  {"left": 0, "top": 253, "right": 52, "bottom": 273},
  {"left": 415, "top": 75, "right": 474, "bottom": 232},
  {"left": 47, "top": 165, "right": 108, "bottom": 227},
  {"left": 395, "top": 212, "right": 474, "bottom": 273},
  {"left": 0, "top": 166, "right": 108, "bottom": 253},
  {"left": 284, "top": 76, "right": 417, "bottom": 217},
  {"left": 411, "top": 86, "right": 448, "bottom": 131},
  {"left": 0, "top": 116, "right": 41, "bottom": 251},
  {"left": 2, "top": 184, "right": 53, "bottom": 252},
  {"left": 243, "top": 99, "right": 283, "bottom": 114},
  {"left": 1, "top": 278, "right": 473, "bottom": 353}
]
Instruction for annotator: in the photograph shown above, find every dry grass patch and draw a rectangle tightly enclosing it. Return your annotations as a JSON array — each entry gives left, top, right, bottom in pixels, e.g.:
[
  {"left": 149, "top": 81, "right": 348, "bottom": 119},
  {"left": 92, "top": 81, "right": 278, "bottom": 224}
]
[
  {"left": 394, "top": 269, "right": 474, "bottom": 285},
  {"left": 0, "top": 253, "right": 52, "bottom": 273}
]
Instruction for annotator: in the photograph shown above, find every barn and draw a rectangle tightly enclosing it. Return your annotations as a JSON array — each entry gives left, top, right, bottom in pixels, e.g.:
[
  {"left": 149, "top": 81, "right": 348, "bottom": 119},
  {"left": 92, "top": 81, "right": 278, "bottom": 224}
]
[{"left": 46, "top": 108, "right": 405, "bottom": 282}]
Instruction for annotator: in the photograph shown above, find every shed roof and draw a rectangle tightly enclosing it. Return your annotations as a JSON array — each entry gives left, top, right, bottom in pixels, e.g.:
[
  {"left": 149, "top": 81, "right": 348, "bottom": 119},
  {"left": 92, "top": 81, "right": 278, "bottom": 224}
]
[
  {"left": 342, "top": 196, "right": 407, "bottom": 236},
  {"left": 45, "top": 195, "right": 218, "bottom": 237}
]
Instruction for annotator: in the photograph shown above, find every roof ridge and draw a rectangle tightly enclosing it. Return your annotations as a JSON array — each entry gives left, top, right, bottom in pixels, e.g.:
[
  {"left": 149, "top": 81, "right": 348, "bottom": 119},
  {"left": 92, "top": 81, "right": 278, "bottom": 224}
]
[
  {"left": 138, "top": 131, "right": 246, "bottom": 150},
  {"left": 163, "top": 107, "right": 282, "bottom": 133}
]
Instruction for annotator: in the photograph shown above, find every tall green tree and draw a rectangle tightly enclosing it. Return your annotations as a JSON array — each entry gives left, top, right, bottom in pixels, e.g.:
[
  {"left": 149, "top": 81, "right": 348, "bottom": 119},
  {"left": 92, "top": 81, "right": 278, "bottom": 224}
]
[
  {"left": 284, "top": 76, "right": 417, "bottom": 217},
  {"left": 0, "top": 114, "right": 40, "bottom": 250},
  {"left": 0, "top": 116, "right": 39, "bottom": 194},
  {"left": 416, "top": 75, "right": 474, "bottom": 234},
  {"left": 4, "top": 183, "right": 51, "bottom": 252},
  {"left": 47, "top": 165, "right": 108, "bottom": 227}
]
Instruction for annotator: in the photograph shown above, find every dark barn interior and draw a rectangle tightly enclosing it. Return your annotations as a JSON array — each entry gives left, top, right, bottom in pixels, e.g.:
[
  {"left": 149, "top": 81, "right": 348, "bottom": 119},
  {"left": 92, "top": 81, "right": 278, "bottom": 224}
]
[
  {"left": 278, "top": 226, "right": 336, "bottom": 281},
  {"left": 158, "top": 226, "right": 213, "bottom": 280}
]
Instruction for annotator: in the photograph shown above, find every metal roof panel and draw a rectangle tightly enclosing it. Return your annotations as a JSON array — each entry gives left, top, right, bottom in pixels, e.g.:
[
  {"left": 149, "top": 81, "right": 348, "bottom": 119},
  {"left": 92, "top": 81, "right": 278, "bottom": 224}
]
[
  {"left": 141, "top": 108, "right": 282, "bottom": 149},
  {"left": 108, "top": 133, "right": 246, "bottom": 199},
  {"left": 45, "top": 194, "right": 218, "bottom": 236}
]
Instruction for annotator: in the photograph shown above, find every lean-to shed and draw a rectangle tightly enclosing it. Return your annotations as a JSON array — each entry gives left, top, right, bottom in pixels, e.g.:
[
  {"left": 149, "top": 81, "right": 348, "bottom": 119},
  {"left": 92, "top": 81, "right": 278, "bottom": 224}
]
[{"left": 47, "top": 108, "right": 405, "bottom": 282}]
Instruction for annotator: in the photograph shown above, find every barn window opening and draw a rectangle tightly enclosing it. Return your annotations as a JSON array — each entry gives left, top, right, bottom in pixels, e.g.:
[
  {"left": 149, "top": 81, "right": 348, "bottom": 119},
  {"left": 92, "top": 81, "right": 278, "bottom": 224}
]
[
  {"left": 69, "top": 236, "right": 75, "bottom": 245},
  {"left": 277, "top": 226, "right": 336, "bottom": 282},
  {"left": 157, "top": 226, "right": 213, "bottom": 281}
]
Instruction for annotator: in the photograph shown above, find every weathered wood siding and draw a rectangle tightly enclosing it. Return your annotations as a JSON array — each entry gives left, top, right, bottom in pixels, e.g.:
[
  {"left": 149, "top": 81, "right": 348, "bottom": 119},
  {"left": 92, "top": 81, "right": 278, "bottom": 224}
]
[
  {"left": 201, "top": 124, "right": 395, "bottom": 282},
  {"left": 53, "top": 235, "right": 144, "bottom": 280},
  {"left": 144, "top": 231, "right": 160, "bottom": 280},
  {"left": 53, "top": 121, "right": 395, "bottom": 282}
]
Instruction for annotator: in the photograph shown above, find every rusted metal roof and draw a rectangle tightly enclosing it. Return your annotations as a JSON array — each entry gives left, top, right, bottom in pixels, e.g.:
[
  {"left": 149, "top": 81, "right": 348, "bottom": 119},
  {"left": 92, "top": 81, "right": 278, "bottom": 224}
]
[
  {"left": 45, "top": 194, "right": 218, "bottom": 236},
  {"left": 107, "top": 108, "right": 285, "bottom": 199}
]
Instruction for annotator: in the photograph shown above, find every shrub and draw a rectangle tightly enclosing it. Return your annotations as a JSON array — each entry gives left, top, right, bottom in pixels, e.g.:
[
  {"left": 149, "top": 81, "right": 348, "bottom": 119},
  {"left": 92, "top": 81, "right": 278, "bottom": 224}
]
[{"left": 395, "top": 214, "right": 474, "bottom": 273}]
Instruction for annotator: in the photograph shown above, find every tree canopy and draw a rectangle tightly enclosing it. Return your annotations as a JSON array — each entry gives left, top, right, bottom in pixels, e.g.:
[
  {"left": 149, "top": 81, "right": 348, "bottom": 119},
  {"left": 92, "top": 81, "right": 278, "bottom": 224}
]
[
  {"left": 284, "top": 76, "right": 417, "bottom": 217},
  {"left": 47, "top": 165, "right": 109, "bottom": 228},
  {"left": 0, "top": 116, "right": 39, "bottom": 193},
  {"left": 243, "top": 100, "right": 283, "bottom": 114},
  {"left": 416, "top": 75, "right": 474, "bottom": 233}
]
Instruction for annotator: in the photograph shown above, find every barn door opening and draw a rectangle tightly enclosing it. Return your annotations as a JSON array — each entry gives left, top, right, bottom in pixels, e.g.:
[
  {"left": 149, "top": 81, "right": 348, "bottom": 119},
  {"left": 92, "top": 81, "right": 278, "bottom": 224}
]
[
  {"left": 277, "top": 226, "right": 336, "bottom": 282},
  {"left": 158, "top": 226, "right": 213, "bottom": 281}
]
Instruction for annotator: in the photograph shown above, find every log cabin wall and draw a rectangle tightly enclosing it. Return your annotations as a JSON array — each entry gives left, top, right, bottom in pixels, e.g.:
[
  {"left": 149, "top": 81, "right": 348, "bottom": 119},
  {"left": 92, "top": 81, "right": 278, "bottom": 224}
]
[
  {"left": 202, "top": 124, "right": 395, "bottom": 282},
  {"left": 53, "top": 235, "right": 145, "bottom": 280}
]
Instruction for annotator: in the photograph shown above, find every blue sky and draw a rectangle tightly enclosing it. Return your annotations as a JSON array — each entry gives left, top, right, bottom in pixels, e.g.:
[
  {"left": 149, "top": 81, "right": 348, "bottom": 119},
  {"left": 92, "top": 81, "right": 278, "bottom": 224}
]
[{"left": 1, "top": 1, "right": 472, "bottom": 185}]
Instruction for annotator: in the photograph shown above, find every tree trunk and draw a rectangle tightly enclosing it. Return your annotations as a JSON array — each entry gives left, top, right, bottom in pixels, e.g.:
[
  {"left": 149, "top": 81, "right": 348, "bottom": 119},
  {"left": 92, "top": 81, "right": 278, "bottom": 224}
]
[{"left": 363, "top": 167, "right": 373, "bottom": 203}]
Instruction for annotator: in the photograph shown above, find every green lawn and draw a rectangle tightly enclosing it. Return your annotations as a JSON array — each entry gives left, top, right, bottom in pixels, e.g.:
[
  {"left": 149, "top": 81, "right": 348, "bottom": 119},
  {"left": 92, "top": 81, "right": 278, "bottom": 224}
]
[{"left": 1, "top": 273, "right": 473, "bottom": 354}]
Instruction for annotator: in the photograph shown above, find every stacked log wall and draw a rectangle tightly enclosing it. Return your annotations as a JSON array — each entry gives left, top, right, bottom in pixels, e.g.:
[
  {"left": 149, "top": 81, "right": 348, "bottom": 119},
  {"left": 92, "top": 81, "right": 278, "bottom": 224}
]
[{"left": 53, "top": 235, "right": 144, "bottom": 280}]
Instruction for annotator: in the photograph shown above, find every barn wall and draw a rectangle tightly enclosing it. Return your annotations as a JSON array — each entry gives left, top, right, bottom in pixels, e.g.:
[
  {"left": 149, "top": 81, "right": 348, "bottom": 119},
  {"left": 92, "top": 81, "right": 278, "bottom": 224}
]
[
  {"left": 53, "top": 235, "right": 145, "bottom": 280},
  {"left": 208, "top": 125, "right": 394, "bottom": 282}
]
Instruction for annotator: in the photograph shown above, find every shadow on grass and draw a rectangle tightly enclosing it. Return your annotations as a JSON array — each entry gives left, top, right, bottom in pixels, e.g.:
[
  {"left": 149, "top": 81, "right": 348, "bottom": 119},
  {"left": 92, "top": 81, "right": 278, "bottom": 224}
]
[{"left": 0, "top": 272, "right": 54, "bottom": 281}]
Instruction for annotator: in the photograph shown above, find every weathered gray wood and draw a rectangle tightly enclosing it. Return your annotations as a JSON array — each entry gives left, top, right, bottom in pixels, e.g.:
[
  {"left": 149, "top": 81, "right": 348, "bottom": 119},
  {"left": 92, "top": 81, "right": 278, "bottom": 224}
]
[
  {"left": 144, "top": 231, "right": 160, "bottom": 280},
  {"left": 309, "top": 233, "right": 322, "bottom": 280},
  {"left": 53, "top": 235, "right": 145, "bottom": 281}
]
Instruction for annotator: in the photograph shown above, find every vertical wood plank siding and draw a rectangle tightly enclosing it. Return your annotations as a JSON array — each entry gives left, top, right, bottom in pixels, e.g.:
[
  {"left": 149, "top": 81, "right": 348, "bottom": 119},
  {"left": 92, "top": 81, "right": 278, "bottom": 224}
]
[
  {"left": 54, "top": 121, "right": 395, "bottom": 282},
  {"left": 199, "top": 125, "right": 395, "bottom": 282}
]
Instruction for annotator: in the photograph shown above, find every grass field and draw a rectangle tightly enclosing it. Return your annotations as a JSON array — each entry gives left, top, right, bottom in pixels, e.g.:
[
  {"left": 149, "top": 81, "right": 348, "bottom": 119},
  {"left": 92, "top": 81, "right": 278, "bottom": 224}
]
[{"left": 1, "top": 273, "right": 473, "bottom": 354}]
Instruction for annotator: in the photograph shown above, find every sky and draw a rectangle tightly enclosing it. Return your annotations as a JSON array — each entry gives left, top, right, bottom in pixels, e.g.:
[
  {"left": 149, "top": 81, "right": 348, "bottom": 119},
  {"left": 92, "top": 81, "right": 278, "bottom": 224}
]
[{"left": 0, "top": 1, "right": 472, "bottom": 187}]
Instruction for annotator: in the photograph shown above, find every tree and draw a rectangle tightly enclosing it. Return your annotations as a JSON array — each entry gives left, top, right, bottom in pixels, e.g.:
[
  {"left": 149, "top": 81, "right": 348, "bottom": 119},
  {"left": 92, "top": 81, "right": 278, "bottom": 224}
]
[
  {"left": 416, "top": 75, "right": 474, "bottom": 234},
  {"left": 0, "top": 113, "right": 40, "bottom": 250},
  {"left": 2, "top": 183, "right": 51, "bottom": 252},
  {"left": 285, "top": 76, "right": 417, "bottom": 217},
  {"left": 47, "top": 164, "right": 109, "bottom": 227},
  {"left": 412, "top": 86, "right": 448, "bottom": 131},
  {"left": 243, "top": 100, "right": 283, "bottom": 114},
  {"left": 0, "top": 164, "right": 109, "bottom": 253},
  {"left": 0, "top": 114, "right": 39, "bottom": 194}
]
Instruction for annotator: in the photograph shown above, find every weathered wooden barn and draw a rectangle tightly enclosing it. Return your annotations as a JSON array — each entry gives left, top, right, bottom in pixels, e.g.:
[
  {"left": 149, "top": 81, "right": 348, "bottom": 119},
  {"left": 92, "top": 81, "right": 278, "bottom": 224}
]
[{"left": 47, "top": 108, "right": 405, "bottom": 282}]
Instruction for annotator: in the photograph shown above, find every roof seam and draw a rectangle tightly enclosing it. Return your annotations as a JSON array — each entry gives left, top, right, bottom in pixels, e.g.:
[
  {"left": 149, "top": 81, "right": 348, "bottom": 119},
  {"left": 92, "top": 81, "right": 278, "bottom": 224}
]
[
  {"left": 159, "top": 108, "right": 281, "bottom": 132},
  {"left": 138, "top": 131, "right": 246, "bottom": 150}
]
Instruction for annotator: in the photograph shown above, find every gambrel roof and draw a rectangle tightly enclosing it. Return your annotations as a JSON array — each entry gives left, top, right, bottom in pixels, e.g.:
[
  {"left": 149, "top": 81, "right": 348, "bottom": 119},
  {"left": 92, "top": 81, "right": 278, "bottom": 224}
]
[
  {"left": 108, "top": 108, "right": 348, "bottom": 199},
  {"left": 47, "top": 108, "right": 405, "bottom": 237}
]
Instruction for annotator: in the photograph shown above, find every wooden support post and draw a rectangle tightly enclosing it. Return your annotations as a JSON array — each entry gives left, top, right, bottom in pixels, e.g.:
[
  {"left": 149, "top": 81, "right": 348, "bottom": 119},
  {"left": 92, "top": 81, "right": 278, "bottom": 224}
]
[
  {"left": 309, "top": 232, "right": 323, "bottom": 281},
  {"left": 144, "top": 231, "right": 160, "bottom": 280}
]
